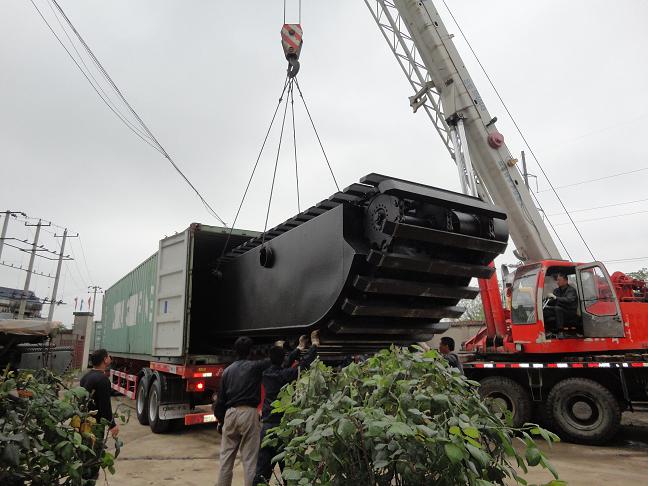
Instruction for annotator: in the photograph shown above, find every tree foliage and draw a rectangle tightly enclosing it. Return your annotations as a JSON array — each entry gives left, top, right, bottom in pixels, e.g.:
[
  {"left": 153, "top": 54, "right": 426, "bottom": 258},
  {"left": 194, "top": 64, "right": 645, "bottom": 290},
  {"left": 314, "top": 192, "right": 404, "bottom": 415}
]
[
  {"left": 627, "top": 267, "right": 648, "bottom": 282},
  {"left": 0, "top": 368, "right": 126, "bottom": 485},
  {"left": 264, "top": 347, "right": 563, "bottom": 486}
]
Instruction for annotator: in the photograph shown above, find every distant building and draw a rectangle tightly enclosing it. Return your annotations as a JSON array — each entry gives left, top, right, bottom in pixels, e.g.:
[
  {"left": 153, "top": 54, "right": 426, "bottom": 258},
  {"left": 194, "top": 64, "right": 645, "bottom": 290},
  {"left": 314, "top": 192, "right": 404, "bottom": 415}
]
[{"left": 0, "top": 286, "right": 43, "bottom": 319}]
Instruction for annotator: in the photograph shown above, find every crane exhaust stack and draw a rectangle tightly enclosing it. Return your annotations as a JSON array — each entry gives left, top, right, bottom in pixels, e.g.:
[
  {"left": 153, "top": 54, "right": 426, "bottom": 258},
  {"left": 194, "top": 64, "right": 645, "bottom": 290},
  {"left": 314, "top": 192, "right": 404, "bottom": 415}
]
[{"left": 215, "top": 173, "right": 508, "bottom": 355}]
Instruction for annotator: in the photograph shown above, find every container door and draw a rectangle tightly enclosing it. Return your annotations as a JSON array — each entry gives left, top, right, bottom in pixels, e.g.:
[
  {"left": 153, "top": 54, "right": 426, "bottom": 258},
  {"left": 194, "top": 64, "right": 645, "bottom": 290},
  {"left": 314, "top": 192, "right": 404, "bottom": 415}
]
[
  {"left": 575, "top": 262, "right": 624, "bottom": 338},
  {"left": 152, "top": 230, "right": 191, "bottom": 356}
]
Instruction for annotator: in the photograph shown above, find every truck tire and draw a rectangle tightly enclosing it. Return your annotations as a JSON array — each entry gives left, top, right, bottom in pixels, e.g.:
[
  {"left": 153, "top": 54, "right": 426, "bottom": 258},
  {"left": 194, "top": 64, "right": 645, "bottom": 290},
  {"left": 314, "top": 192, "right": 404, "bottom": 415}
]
[
  {"left": 147, "top": 377, "right": 171, "bottom": 434},
  {"left": 546, "top": 378, "right": 621, "bottom": 445},
  {"left": 479, "top": 376, "right": 532, "bottom": 427},
  {"left": 135, "top": 374, "right": 150, "bottom": 426}
]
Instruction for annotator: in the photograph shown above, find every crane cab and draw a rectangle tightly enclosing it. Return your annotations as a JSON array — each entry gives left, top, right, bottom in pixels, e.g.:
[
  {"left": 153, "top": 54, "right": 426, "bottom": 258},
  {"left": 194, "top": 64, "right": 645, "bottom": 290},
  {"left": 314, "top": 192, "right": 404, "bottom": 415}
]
[{"left": 503, "top": 260, "right": 648, "bottom": 354}]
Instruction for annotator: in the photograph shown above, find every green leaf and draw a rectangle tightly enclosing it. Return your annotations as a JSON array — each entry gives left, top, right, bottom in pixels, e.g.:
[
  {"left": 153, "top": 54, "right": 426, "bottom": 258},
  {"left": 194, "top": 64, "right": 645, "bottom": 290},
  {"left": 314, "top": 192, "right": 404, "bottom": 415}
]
[
  {"left": 463, "top": 426, "right": 480, "bottom": 439},
  {"left": 388, "top": 422, "right": 414, "bottom": 437},
  {"left": 337, "top": 418, "right": 356, "bottom": 438},
  {"left": 1, "top": 443, "right": 21, "bottom": 466},
  {"left": 466, "top": 443, "right": 490, "bottom": 466},
  {"left": 525, "top": 446, "right": 542, "bottom": 467},
  {"left": 282, "top": 469, "right": 303, "bottom": 480},
  {"left": 449, "top": 425, "right": 462, "bottom": 436},
  {"left": 374, "top": 459, "right": 390, "bottom": 469},
  {"left": 444, "top": 443, "right": 464, "bottom": 464}
]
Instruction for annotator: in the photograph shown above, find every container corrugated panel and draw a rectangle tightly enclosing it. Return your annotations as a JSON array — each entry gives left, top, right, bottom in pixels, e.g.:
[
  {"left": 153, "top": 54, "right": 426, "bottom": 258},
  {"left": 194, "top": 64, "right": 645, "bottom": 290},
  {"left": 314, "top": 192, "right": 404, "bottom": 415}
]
[{"left": 101, "top": 253, "right": 158, "bottom": 356}]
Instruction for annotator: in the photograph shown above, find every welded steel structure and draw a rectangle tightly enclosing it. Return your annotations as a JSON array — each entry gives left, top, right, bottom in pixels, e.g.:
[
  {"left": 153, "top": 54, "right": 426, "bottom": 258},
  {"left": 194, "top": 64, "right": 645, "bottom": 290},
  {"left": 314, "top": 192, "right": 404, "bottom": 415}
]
[{"left": 216, "top": 173, "right": 508, "bottom": 353}]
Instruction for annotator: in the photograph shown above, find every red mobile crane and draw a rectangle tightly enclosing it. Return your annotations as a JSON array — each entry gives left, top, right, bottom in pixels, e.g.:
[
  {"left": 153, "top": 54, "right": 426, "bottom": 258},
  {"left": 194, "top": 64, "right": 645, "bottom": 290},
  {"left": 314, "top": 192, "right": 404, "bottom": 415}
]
[{"left": 366, "top": 0, "right": 648, "bottom": 443}]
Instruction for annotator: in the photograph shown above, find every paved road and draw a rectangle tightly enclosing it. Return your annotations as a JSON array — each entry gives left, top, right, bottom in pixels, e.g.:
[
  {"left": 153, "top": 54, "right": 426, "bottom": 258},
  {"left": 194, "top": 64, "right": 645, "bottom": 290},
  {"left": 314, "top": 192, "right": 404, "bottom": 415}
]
[{"left": 106, "top": 397, "right": 648, "bottom": 485}]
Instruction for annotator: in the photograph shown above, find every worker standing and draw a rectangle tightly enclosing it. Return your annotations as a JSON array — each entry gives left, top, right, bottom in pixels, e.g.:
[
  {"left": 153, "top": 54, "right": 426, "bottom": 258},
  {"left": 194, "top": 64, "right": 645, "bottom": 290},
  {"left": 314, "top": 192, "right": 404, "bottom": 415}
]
[
  {"left": 254, "top": 331, "right": 320, "bottom": 485},
  {"left": 80, "top": 349, "right": 119, "bottom": 483},
  {"left": 215, "top": 337, "right": 271, "bottom": 486},
  {"left": 439, "top": 337, "right": 464, "bottom": 374}
]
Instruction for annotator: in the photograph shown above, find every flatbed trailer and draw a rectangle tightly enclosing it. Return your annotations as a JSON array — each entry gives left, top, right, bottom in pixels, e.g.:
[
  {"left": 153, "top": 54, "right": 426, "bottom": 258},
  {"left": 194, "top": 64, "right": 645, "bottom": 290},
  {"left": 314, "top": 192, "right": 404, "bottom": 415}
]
[{"left": 463, "top": 354, "right": 648, "bottom": 444}]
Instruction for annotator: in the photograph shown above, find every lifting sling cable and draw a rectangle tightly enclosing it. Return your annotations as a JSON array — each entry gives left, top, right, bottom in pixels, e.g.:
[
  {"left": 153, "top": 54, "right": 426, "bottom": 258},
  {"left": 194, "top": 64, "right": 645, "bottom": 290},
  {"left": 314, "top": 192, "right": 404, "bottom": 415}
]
[
  {"left": 216, "top": 77, "right": 291, "bottom": 269},
  {"left": 290, "top": 80, "right": 301, "bottom": 213},
  {"left": 262, "top": 80, "right": 293, "bottom": 246},
  {"left": 294, "top": 79, "right": 340, "bottom": 191},
  {"left": 218, "top": 13, "right": 341, "bottom": 264}
]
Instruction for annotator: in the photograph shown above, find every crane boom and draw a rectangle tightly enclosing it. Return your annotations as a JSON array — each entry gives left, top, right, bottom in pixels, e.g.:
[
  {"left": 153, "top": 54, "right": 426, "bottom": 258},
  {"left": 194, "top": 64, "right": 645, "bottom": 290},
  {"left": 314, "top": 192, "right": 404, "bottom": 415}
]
[{"left": 367, "top": 0, "right": 562, "bottom": 262}]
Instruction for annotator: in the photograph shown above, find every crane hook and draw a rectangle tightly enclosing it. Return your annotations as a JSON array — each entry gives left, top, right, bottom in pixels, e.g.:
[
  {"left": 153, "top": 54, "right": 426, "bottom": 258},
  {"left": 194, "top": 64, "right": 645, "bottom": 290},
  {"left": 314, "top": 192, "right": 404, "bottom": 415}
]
[{"left": 281, "top": 23, "right": 303, "bottom": 78}]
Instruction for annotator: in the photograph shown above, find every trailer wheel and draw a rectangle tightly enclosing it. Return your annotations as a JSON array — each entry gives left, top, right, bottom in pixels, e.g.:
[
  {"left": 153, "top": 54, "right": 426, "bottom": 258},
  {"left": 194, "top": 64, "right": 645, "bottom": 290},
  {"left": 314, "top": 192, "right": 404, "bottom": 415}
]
[
  {"left": 148, "top": 377, "right": 171, "bottom": 434},
  {"left": 135, "top": 375, "right": 150, "bottom": 426},
  {"left": 546, "top": 378, "right": 620, "bottom": 445},
  {"left": 479, "top": 376, "right": 532, "bottom": 427}
]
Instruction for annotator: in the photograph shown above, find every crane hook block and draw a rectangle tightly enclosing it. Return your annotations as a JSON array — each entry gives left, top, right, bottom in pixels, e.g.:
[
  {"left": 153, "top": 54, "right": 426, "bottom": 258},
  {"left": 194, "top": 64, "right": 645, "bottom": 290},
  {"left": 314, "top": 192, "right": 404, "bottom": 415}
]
[
  {"left": 487, "top": 131, "right": 505, "bottom": 149},
  {"left": 281, "top": 23, "right": 303, "bottom": 78}
]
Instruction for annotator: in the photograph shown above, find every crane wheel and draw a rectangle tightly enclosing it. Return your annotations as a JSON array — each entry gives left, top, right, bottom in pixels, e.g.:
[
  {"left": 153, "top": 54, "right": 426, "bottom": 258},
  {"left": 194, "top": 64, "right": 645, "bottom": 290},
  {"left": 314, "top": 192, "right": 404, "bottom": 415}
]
[
  {"left": 546, "top": 378, "right": 620, "bottom": 445},
  {"left": 479, "top": 376, "right": 532, "bottom": 428}
]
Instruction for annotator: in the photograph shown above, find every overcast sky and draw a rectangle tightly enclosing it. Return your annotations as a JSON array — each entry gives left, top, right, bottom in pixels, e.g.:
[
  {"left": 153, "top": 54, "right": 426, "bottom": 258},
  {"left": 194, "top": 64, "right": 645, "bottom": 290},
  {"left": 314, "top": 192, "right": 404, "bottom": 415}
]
[{"left": 2, "top": 0, "right": 648, "bottom": 326}]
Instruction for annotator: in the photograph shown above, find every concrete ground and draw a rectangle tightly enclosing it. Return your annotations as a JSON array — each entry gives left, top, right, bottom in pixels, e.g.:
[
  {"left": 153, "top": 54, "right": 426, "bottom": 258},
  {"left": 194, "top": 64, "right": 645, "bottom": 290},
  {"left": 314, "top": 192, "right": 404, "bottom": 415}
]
[{"left": 105, "top": 396, "right": 648, "bottom": 486}]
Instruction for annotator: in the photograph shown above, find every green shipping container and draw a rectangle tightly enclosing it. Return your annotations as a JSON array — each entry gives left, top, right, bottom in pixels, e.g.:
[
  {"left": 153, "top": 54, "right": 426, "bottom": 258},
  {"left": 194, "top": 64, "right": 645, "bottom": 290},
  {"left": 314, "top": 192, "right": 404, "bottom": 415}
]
[
  {"left": 100, "top": 224, "right": 257, "bottom": 361},
  {"left": 101, "top": 253, "right": 158, "bottom": 359}
]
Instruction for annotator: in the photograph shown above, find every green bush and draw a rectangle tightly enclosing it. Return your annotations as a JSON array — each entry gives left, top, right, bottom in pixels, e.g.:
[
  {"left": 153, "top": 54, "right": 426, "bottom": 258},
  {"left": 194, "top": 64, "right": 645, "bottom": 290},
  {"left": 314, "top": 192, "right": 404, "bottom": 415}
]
[
  {"left": 0, "top": 367, "right": 125, "bottom": 485},
  {"left": 264, "top": 346, "right": 563, "bottom": 486}
]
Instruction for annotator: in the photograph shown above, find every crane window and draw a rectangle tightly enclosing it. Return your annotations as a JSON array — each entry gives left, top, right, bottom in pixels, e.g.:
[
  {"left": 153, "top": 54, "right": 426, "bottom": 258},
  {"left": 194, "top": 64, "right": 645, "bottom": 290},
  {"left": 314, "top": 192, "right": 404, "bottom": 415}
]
[
  {"left": 511, "top": 269, "right": 538, "bottom": 324},
  {"left": 579, "top": 266, "right": 617, "bottom": 316}
]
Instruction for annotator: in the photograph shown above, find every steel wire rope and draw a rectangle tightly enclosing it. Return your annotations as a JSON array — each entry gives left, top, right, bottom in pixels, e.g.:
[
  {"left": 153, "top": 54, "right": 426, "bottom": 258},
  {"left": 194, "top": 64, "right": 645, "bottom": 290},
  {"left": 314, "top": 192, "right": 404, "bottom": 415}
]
[
  {"left": 293, "top": 79, "right": 340, "bottom": 192},
  {"left": 290, "top": 79, "right": 301, "bottom": 212},
  {"left": 439, "top": 0, "right": 594, "bottom": 261},
  {"left": 44, "top": 0, "right": 156, "bottom": 145},
  {"left": 603, "top": 256, "right": 648, "bottom": 264},
  {"left": 554, "top": 209, "right": 648, "bottom": 226},
  {"left": 29, "top": 0, "right": 162, "bottom": 155},
  {"left": 283, "top": 0, "right": 302, "bottom": 23},
  {"left": 215, "top": 78, "right": 291, "bottom": 269},
  {"left": 547, "top": 197, "right": 648, "bottom": 217},
  {"left": 262, "top": 80, "right": 294, "bottom": 245},
  {"left": 76, "top": 236, "right": 94, "bottom": 283},
  {"left": 34, "top": 0, "right": 227, "bottom": 226},
  {"left": 50, "top": 0, "right": 227, "bottom": 226},
  {"left": 537, "top": 167, "right": 648, "bottom": 193}
]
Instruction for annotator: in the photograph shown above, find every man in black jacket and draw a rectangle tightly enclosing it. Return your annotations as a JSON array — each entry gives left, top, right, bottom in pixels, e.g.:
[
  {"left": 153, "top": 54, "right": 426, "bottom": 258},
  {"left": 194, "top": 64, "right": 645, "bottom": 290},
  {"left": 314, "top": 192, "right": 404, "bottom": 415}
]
[
  {"left": 545, "top": 272, "right": 579, "bottom": 336},
  {"left": 253, "top": 331, "right": 319, "bottom": 485},
  {"left": 80, "top": 349, "right": 119, "bottom": 483},
  {"left": 215, "top": 337, "right": 271, "bottom": 486}
]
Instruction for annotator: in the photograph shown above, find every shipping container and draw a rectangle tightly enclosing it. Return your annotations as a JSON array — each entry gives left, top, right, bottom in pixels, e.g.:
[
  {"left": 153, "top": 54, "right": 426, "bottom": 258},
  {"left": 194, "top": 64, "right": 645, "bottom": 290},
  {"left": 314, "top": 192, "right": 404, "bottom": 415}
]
[
  {"left": 104, "top": 223, "right": 259, "bottom": 433},
  {"left": 102, "top": 223, "right": 258, "bottom": 362}
]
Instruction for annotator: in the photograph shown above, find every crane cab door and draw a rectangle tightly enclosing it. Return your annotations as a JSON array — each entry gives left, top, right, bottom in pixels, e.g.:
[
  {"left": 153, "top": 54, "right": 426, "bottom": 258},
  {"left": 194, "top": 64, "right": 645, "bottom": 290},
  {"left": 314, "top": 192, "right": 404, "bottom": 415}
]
[{"left": 575, "top": 262, "right": 624, "bottom": 338}]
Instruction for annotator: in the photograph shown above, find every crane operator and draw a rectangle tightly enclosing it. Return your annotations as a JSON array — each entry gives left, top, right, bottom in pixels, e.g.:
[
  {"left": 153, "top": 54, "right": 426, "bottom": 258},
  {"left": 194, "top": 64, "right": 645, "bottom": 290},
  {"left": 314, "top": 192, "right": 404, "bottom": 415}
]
[{"left": 544, "top": 272, "right": 579, "bottom": 337}]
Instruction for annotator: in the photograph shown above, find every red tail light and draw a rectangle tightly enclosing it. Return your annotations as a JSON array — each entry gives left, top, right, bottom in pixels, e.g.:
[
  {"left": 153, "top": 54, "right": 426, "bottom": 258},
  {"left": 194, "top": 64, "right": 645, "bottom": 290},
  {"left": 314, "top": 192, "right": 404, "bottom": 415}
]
[{"left": 187, "top": 381, "right": 206, "bottom": 392}]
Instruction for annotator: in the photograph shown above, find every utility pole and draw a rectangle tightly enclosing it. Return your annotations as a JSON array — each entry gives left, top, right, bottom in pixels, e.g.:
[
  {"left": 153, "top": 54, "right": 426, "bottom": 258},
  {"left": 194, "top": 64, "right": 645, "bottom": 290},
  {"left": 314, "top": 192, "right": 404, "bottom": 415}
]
[
  {"left": 18, "top": 219, "right": 51, "bottom": 318},
  {"left": 0, "top": 211, "right": 26, "bottom": 262},
  {"left": 47, "top": 229, "right": 77, "bottom": 322},
  {"left": 88, "top": 285, "right": 103, "bottom": 315}
]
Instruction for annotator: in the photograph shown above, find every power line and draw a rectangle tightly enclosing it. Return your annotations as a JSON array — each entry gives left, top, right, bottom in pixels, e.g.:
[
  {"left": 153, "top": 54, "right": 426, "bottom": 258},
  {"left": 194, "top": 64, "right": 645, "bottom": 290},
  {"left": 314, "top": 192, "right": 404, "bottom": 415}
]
[
  {"left": 537, "top": 167, "right": 648, "bottom": 193},
  {"left": 554, "top": 209, "right": 648, "bottom": 226},
  {"left": 439, "top": 0, "right": 596, "bottom": 261},
  {"left": 603, "top": 256, "right": 648, "bottom": 264},
  {"left": 31, "top": 0, "right": 227, "bottom": 226},
  {"left": 548, "top": 197, "right": 648, "bottom": 216},
  {"left": 76, "top": 236, "right": 93, "bottom": 283}
]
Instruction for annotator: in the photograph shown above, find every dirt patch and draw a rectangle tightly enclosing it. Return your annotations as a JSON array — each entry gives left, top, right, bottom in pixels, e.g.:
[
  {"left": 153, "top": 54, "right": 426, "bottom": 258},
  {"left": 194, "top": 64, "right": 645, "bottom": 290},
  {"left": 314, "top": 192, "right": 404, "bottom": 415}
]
[{"left": 106, "top": 397, "right": 648, "bottom": 485}]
